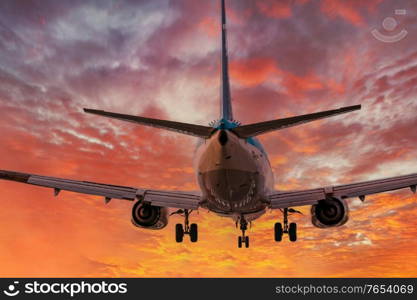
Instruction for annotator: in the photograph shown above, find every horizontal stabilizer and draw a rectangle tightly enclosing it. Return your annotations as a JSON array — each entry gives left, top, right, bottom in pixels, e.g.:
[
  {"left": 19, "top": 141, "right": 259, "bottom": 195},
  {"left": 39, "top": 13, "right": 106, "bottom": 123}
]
[
  {"left": 84, "top": 109, "right": 214, "bottom": 138},
  {"left": 232, "top": 105, "right": 361, "bottom": 138}
]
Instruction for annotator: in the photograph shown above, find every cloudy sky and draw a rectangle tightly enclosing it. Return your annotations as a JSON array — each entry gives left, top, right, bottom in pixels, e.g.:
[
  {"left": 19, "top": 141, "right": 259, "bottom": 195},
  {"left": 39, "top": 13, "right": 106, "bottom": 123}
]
[{"left": 1, "top": 0, "right": 417, "bottom": 277}]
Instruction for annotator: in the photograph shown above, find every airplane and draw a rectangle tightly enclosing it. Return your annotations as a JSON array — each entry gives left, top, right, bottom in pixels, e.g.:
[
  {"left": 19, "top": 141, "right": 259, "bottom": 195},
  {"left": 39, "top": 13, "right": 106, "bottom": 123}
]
[{"left": 1, "top": 0, "right": 417, "bottom": 248}]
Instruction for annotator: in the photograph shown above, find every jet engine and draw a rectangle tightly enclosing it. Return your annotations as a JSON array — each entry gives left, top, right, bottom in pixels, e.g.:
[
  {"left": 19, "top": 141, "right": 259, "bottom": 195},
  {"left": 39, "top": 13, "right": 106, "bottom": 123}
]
[
  {"left": 131, "top": 201, "right": 168, "bottom": 230},
  {"left": 311, "top": 197, "right": 349, "bottom": 228}
]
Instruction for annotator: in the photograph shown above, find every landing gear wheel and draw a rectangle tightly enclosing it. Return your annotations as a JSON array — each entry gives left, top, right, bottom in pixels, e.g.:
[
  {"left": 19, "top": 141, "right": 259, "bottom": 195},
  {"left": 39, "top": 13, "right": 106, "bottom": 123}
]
[
  {"left": 172, "top": 209, "right": 199, "bottom": 243},
  {"left": 274, "top": 222, "right": 283, "bottom": 242},
  {"left": 190, "top": 223, "right": 198, "bottom": 242},
  {"left": 175, "top": 224, "right": 184, "bottom": 243},
  {"left": 245, "top": 236, "right": 249, "bottom": 248},
  {"left": 274, "top": 208, "right": 300, "bottom": 243},
  {"left": 237, "top": 216, "right": 249, "bottom": 248},
  {"left": 289, "top": 222, "right": 297, "bottom": 242}
]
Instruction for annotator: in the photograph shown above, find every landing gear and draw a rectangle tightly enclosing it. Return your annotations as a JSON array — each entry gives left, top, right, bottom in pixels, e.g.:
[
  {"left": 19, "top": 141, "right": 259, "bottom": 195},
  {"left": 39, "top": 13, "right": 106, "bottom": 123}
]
[
  {"left": 237, "top": 216, "right": 250, "bottom": 248},
  {"left": 274, "top": 208, "right": 298, "bottom": 242},
  {"left": 238, "top": 236, "right": 249, "bottom": 248},
  {"left": 288, "top": 222, "right": 297, "bottom": 242},
  {"left": 175, "top": 223, "right": 184, "bottom": 242},
  {"left": 190, "top": 223, "right": 198, "bottom": 242},
  {"left": 173, "top": 209, "right": 198, "bottom": 243},
  {"left": 274, "top": 222, "right": 283, "bottom": 241}
]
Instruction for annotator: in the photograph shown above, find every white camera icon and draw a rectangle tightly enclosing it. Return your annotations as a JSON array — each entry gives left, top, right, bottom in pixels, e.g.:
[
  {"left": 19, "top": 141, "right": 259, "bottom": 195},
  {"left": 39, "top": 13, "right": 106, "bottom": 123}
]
[
  {"left": 372, "top": 9, "right": 408, "bottom": 43},
  {"left": 3, "top": 281, "right": 20, "bottom": 297}
]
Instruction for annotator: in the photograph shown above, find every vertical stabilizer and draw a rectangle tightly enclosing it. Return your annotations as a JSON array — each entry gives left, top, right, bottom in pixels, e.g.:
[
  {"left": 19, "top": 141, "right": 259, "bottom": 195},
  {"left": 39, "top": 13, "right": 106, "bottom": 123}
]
[{"left": 220, "top": 0, "right": 233, "bottom": 120}]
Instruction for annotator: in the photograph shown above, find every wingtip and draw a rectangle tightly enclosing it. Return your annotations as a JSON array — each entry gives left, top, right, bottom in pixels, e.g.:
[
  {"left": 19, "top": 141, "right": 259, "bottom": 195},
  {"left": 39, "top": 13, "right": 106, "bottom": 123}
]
[
  {"left": 83, "top": 108, "right": 98, "bottom": 114},
  {"left": 343, "top": 104, "right": 361, "bottom": 111}
]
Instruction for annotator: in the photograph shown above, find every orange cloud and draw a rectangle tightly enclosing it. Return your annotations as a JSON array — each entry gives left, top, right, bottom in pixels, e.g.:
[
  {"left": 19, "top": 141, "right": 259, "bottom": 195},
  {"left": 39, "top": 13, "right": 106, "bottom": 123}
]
[
  {"left": 271, "top": 154, "right": 288, "bottom": 166},
  {"left": 199, "top": 17, "right": 218, "bottom": 37},
  {"left": 256, "top": 0, "right": 311, "bottom": 19},
  {"left": 229, "top": 57, "right": 342, "bottom": 98},
  {"left": 321, "top": 0, "right": 364, "bottom": 26},
  {"left": 282, "top": 73, "right": 324, "bottom": 97},
  {"left": 320, "top": 0, "right": 382, "bottom": 27},
  {"left": 230, "top": 57, "right": 279, "bottom": 86},
  {"left": 257, "top": 1, "right": 292, "bottom": 19}
]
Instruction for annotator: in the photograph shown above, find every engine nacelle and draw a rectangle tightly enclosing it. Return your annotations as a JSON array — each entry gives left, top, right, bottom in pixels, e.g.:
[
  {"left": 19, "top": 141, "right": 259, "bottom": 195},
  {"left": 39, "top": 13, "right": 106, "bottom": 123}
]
[
  {"left": 131, "top": 201, "right": 168, "bottom": 230},
  {"left": 311, "top": 197, "right": 349, "bottom": 228}
]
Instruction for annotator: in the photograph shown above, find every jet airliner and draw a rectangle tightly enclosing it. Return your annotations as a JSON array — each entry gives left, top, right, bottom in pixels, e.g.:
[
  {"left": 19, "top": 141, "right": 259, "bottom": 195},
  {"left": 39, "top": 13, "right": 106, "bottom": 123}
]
[{"left": 1, "top": 0, "right": 417, "bottom": 248}]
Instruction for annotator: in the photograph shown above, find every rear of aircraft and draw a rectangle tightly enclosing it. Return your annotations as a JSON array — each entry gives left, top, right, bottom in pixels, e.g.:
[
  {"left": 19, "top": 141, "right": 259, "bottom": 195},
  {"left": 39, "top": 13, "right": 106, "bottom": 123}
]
[
  {"left": 82, "top": 0, "right": 361, "bottom": 231},
  {"left": 83, "top": 0, "right": 360, "bottom": 154}
]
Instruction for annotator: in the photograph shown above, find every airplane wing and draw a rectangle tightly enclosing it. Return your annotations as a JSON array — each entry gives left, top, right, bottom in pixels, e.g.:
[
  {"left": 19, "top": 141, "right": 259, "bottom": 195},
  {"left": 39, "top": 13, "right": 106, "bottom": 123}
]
[
  {"left": 84, "top": 109, "right": 214, "bottom": 139},
  {"left": 0, "top": 170, "right": 201, "bottom": 209},
  {"left": 232, "top": 105, "right": 361, "bottom": 138},
  {"left": 268, "top": 173, "right": 417, "bottom": 208}
]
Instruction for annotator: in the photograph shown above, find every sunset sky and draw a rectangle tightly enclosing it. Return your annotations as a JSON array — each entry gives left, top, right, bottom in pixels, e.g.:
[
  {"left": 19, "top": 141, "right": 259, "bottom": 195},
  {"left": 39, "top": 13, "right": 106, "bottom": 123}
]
[{"left": 1, "top": 0, "right": 417, "bottom": 277}]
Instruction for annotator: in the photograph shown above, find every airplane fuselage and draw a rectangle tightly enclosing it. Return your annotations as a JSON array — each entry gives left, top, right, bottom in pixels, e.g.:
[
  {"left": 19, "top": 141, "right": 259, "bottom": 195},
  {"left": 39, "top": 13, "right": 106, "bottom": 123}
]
[{"left": 194, "top": 123, "right": 274, "bottom": 221}]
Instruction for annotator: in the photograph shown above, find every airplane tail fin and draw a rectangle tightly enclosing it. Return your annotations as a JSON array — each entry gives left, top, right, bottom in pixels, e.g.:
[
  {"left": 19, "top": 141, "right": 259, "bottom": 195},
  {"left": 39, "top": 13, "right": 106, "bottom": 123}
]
[
  {"left": 83, "top": 109, "right": 214, "bottom": 138},
  {"left": 220, "top": 0, "right": 233, "bottom": 120},
  {"left": 232, "top": 105, "right": 361, "bottom": 138}
]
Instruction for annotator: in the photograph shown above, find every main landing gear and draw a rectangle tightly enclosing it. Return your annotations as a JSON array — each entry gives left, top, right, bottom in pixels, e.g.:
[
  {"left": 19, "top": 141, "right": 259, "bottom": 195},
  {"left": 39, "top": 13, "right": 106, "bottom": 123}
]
[
  {"left": 274, "top": 208, "right": 300, "bottom": 242},
  {"left": 172, "top": 209, "right": 198, "bottom": 243},
  {"left": 237, "top": 216, "right": 250, "bottom": 248}
]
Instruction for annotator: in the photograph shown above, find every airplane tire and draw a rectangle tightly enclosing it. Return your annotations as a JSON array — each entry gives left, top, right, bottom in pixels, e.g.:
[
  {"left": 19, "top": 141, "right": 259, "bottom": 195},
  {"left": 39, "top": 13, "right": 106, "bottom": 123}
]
[
  {"left": 238, "top": 236, "right": 242, "bottom": 248},
  {"left": 190, "top": 223, "right": 198, "bottom": 242},
  {"left": 289, "top": 223, "right": 297, "bottom": 242},
  {"left": 175, "top": 224, "right": 184, "bottom": 243},
  {"left": 245, "top": 236, "right": 249, "bottom": 248},
  {"left": 274, "top": 222, "right": 283, "bottom": 241}
]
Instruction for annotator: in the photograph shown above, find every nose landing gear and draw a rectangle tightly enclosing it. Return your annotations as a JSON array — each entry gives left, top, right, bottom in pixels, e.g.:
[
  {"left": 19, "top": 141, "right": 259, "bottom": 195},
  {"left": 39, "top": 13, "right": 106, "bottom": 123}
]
[
  {"left": 237, "top": 216, "right": 250, "bottom": 248},
  {"left": 274, "top": 208, "right": 300, "bottom": 242},
  {"left": 172, "top": 209, "right": 198, "bottom": 243}
]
